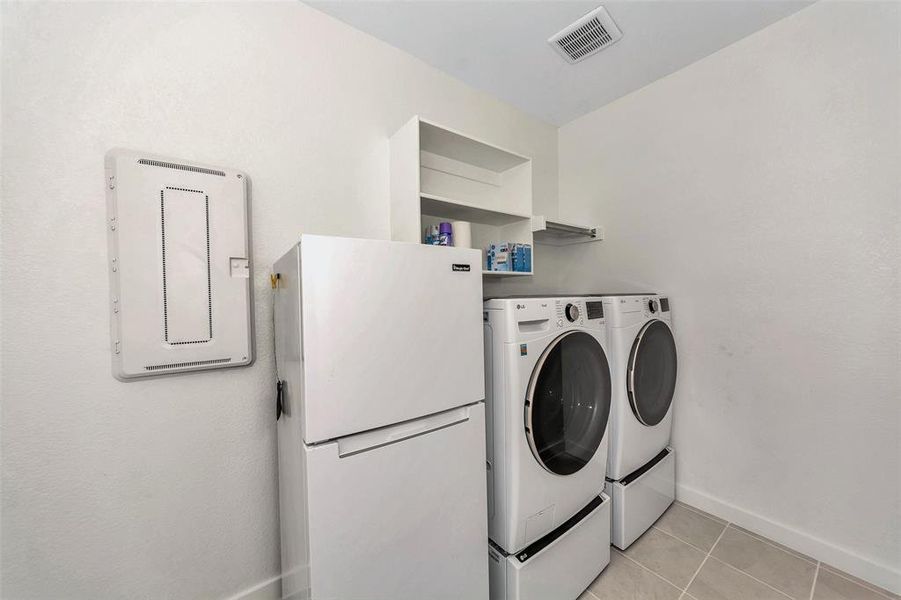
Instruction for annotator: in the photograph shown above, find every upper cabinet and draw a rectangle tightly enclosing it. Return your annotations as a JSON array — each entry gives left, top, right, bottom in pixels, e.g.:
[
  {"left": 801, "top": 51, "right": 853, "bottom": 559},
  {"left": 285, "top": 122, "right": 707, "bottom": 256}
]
[
  {"left": 389, "top": 116, "right": 603, "bottom": 277},
  {"left": 389, "top": 116, "right": 534, "bottom": 276}
]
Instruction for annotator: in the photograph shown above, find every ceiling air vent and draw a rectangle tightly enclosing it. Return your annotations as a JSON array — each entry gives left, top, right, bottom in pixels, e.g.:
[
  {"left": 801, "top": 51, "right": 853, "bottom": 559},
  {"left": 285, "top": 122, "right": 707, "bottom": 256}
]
[{"left": 549, "top": 6, "right": 622, "bottom": 64}]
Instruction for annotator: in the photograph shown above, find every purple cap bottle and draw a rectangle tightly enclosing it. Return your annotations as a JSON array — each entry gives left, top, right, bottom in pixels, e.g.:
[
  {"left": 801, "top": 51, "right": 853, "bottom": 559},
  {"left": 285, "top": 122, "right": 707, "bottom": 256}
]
[{"left": 438, "top": 222, "right": 453, "bottom": 246}]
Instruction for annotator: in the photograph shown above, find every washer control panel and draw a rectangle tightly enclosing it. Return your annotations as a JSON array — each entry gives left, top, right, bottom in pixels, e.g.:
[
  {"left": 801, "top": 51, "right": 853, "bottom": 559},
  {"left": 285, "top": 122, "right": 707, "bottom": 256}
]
[
  {"left": 552, "top": 297, "right": 606, "bottom": 329},
  {"left": 585, "top": 301, "right": 604, "bottom": 320},
  {"left": 487, "top": 296, "right": 608, "bottom": 342},
  {"left": 554, "top": 299, "right": 583, "bottom": 327}
]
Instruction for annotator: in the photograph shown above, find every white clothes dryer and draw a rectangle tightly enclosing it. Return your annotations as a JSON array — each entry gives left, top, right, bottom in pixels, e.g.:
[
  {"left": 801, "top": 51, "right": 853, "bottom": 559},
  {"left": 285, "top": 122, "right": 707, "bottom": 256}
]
[
  {"left": 484, "top": 296, "right": 613, "bottom": 600},
  {"left": 602, "top": 294, "right": 677, "bottom": 550}
]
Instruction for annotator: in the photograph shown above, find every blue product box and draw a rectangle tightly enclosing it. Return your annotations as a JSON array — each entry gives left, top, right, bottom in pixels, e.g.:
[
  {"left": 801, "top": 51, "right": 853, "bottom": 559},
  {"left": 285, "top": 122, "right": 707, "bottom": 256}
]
[
  {"left": 512, "top": 244, "right": 532, "bottom": 272},
  {"left": 486, "top": 243, "right": 511, "bottom": 272}
]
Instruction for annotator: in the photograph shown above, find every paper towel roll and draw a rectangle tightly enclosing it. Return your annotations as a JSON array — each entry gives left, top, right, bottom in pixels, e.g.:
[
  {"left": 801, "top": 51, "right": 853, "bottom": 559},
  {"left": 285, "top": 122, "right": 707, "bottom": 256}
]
[{"left": 452, "top": 221, "right": 472, "bottom": 248}]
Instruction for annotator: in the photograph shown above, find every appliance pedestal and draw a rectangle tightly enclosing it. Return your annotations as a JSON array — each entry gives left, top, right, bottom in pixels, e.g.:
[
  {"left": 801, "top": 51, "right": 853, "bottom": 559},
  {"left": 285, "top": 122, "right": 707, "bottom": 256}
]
[
  {"left": 489, "top": 494, "right": 611, "bottom": 600},
  {"left": 605, "top": 447, "right": 675, "bottom": 550}
]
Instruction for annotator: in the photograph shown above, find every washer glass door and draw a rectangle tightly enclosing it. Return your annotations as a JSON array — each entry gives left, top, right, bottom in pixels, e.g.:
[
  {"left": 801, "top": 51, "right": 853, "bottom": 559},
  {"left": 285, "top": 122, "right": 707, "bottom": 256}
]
[
  {"left": 627, "top": 320, "right": 678, "bottom": 426},
  {"left": 525, "top": 331, "right": 612, "bottom": 476}
]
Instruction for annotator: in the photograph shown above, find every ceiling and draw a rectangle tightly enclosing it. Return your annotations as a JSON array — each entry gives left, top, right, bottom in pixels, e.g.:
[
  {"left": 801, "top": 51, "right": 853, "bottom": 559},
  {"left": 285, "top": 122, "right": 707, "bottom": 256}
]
[{"left": 306, "top": 1, "right": 812, "bottom": 125}]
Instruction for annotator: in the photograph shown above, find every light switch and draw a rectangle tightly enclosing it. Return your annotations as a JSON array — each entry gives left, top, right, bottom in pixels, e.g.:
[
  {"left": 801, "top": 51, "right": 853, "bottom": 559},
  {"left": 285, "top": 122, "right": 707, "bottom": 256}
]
[{"left": 230, "top": 258, "right": 250, "bottom": 278}]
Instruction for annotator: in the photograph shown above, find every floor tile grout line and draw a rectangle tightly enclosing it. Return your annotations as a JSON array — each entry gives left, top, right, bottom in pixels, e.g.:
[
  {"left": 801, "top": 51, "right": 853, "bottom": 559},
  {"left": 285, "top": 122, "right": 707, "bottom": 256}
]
[
  {"left": 600, "top": 505, "right": 898, "bottom": 600},
  {"left": 724, "top": 523, "right": 818, "bottom": 565},
  {"left": 582, "top": 587, "right": 601, "bottom": 600},
  {"left": 706, "top": 554, "right": 796, "bottom": 599},
  {"left": 651, "top": 523, "right": 724, "bottom": 555},
  {"left": 819, "top": 564, "right": 900, "bottom": 600},
  {"left": 688, "top": 506, "right": 894, "bottom": 598},
  {"left": 678, "top": 522, "right": 728, "bottom": 599},
  {"left": 589, "top": 551, "right": 895, "bottom": 600},
  {"left": 674, "top": 500, "right": 729, "bottom": 525},
  {"left": 614, "top": 547, "right": 687, "bottom": 593},
  {"left": 808, "top": 561, "right": 820, "bottom": 600},
  {"left": 682, "top": 503, "right": 898, "bottom": 598}
]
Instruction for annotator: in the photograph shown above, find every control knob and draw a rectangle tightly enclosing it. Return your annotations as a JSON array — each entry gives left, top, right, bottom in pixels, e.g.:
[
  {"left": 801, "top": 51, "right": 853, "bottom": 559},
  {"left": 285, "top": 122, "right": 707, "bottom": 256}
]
[{"left": 565, "top": 303, "right": 580, "bottom": 322}]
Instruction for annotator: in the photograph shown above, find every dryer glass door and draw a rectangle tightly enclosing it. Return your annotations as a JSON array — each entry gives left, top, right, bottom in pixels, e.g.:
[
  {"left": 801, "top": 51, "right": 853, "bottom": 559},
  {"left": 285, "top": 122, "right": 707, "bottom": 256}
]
[
  {"left": 627, "top": 320, "right": 677, "bottom": 426},
  {"left": 525, "top": 331, "right": 612, "bottom": 476}
]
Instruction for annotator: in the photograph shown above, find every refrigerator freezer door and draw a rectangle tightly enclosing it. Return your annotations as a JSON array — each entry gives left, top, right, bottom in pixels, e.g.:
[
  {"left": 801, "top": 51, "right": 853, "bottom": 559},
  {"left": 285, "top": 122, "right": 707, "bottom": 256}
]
[
  {"left": 304, "top": 402, "right": 489, "bottom": 600},
  {"left": 296, "top": 234, "right": 485, "bottom": 443}
]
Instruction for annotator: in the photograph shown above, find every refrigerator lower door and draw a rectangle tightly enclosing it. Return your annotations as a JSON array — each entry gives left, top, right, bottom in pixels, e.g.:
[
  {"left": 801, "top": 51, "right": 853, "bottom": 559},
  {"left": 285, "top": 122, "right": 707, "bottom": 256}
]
[{"left": 305, "top": 402, "right": 489, "bottom": 600}]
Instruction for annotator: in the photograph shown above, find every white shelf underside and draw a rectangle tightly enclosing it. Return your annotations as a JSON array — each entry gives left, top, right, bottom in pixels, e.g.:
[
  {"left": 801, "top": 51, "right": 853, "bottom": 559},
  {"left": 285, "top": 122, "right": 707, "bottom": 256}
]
[{"left": 421, "top": 194, "right": 531, "bottom": 227}]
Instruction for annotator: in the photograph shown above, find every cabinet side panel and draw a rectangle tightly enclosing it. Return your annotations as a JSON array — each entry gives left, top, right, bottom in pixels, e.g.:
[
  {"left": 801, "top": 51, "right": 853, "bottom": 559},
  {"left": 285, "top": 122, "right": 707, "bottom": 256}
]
[{"left": 389, "top": 116, "right": 421, "bottom": 243}]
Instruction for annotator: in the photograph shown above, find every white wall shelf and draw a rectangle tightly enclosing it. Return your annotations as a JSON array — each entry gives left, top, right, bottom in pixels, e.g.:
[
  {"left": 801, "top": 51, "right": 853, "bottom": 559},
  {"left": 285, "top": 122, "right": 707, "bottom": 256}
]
[
  {"left": 482, "top": 270, "right": 532, "bottom": 278},
  {"left": 390, "top": 116, "right": 534, "bottom": 276},
  {"left": 532, "top": 215, "right": 604, "bottom": 246},
  {"left": 421, "top": 193, "right": 531, "bottom": 226}
]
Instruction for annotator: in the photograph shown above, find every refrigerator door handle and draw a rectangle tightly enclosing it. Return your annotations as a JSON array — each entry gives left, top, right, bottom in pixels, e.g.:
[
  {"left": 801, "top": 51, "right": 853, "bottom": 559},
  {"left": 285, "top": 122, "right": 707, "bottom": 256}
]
[{"left": 337, "top": 405, "right": 473, "bottom": 458}]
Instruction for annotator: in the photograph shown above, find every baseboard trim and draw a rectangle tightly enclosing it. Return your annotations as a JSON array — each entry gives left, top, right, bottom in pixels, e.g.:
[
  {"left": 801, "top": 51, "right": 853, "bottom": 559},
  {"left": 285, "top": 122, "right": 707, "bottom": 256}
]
[
  {"left": 676, "top": 483, "right": 901, "bottom": 595},
  {"left": 225, "top": 575, "right": 281, "bottom": 600}
]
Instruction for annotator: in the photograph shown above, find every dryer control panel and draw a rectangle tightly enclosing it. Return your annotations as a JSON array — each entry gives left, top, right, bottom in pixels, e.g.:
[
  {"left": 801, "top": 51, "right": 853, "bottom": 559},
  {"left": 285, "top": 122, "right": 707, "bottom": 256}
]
[
  {"left": 602, "top": 294, "right": 672, "bottom": 327},
  {"left": 642, "top": 296, "right": 671, "bottom": 318}
]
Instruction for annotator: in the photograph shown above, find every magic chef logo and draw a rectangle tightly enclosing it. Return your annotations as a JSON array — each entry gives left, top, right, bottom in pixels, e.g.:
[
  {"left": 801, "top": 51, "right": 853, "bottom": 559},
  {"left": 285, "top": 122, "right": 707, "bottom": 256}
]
[{"left": 452, "top": 264, "right": 471, "bottom": 272}]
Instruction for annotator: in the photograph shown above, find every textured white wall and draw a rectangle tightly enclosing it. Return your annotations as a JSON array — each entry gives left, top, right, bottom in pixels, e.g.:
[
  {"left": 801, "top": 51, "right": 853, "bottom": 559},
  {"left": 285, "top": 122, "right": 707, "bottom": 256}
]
[
  {"left": 0, "top": 3, "right": 557, "bottom": 598},
  {"left": 558, "top": 1, "right": 900, "bottom": 592}
]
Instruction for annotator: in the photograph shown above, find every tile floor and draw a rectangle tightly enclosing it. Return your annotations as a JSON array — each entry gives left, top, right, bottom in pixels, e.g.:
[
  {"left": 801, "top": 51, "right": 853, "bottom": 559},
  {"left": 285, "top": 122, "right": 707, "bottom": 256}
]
[{"left": 579, "top": 501, "right": 899, "bottom": 600}]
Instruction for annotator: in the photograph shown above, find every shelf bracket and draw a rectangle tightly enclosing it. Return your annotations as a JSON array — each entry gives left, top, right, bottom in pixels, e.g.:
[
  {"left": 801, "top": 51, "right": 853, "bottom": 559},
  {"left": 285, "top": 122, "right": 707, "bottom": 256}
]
[{"left": 532, "top": 215, "right": 603, "bottom": 246}]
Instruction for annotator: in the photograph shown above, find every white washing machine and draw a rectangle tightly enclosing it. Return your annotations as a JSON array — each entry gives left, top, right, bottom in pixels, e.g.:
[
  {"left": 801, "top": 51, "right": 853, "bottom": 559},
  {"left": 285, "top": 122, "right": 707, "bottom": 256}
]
[
  {"left": 602, "top": 294, "right": 677, "bottom": 550},
  {"left": 484, "top": 296, "right": 613, "bottom": 600}
]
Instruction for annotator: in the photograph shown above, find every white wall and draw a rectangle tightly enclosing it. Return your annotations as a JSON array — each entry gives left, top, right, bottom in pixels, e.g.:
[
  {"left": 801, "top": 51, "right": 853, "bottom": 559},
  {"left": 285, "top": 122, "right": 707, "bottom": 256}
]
[
  {"left": 559, "top": 1, "right": 900, "bottom": 592},
  {"left": 5, "top": 1, "right": 899, "bottom": 597},
  {"left": 0, "top": 3, "right": 558, "bottom": 598}
]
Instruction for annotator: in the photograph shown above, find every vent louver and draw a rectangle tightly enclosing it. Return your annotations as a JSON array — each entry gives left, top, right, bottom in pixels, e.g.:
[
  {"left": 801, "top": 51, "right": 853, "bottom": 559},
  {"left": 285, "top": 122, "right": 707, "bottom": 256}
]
[
  {"left": 549, "top": 6, "right": 622, "bottom": 64},
  {"left": 138, "top": 158, "right": 225, "bottom": 177},
  {"left": 144, "top": 358, "right": 231, "bottom": 371}
]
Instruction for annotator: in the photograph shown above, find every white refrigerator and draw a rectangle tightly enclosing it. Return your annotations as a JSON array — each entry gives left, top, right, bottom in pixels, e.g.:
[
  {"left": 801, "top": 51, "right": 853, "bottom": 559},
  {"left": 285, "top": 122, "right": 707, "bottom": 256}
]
[{"left": 274, "top": 235, "right": 489, "bottom": 600}]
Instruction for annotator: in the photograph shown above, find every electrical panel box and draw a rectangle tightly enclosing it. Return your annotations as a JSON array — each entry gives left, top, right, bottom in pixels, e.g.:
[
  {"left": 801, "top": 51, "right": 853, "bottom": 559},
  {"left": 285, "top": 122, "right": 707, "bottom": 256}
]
[{"left": 105, "top": 149, "right": 253, "bottom": 380}]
